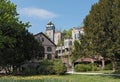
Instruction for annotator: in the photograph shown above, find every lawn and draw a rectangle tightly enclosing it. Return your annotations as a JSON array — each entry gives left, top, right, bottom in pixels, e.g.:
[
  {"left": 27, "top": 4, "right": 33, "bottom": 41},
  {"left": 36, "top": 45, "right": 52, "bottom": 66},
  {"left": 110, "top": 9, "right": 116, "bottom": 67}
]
[{"left": 0, "top": 74, "right": 120, "bottom": 82}]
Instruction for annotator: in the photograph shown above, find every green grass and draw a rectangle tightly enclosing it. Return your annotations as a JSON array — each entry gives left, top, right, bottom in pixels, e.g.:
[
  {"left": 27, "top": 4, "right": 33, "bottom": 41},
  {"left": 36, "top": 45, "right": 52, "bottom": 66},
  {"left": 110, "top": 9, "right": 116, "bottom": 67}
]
[
  {"left": 85, "top": 70, "right": 114, "bottom": 74},
  {"left": 0, "top": 74, "right": 120, "bottom": 82}
]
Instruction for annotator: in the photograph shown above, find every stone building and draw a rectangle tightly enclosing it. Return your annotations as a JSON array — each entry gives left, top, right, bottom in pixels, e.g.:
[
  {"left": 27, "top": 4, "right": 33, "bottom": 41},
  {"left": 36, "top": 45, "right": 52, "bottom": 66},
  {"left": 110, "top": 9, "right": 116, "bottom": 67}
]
[{"left": 34, "top": 32, "right": 56, "bottom": 60}]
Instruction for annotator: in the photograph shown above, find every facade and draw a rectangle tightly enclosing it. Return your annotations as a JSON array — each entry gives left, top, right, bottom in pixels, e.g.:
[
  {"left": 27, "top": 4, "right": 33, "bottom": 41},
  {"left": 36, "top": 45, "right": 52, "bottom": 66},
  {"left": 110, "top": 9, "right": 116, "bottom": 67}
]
[
  {"left": 54, "top": 31, "right": 62, "bottom": 45},
  {"left": 56, "top": 38, "right": 72, "bottom": 57},
  {"left": 34, "top": 32, "right": 56, "bottom": 60},
  {"left": 72, "top": 27, "right": 84, "bottom": 41},
  {"left": 46, "top": 21, "right": 62, "bottom": 45},
  {"left": 46, "top": 21, "right": 55, "bottom": 42}
]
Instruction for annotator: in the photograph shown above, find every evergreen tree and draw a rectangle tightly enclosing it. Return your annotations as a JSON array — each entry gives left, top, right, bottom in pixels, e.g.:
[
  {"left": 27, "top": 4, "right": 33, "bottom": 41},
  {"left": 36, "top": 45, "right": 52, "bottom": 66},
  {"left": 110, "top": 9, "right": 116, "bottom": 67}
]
[{"left": 83, "top": 0, "right": 120, "bottom": 70}]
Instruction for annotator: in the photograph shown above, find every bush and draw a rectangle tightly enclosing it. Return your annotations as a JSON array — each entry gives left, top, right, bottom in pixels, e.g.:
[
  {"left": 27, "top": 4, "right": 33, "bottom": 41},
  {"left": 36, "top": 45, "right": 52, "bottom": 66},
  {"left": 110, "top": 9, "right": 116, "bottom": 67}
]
[
  {"left": 115, "top": 62, "right": 120, "bottom": 73},
  {"left": 74, "top": 63, "right": 98, "bottom": 72},
  {"left": 22, "top": 64, "right": 37, "bottom": 75},
  {"left": 53, "top": 59, "right": 67, "bottom": 75},
  {"left": 21, "top": 59, "right": 67, "bottom": 75},
  {"left": 90, "top": 63, "right": 98, "bottom": 71},
  {"left": 37, "top": 60, "right": 54, "bottom": 75},
  {"left": 75, "top": 64, "right": 91, "bottom": 72},
  {"left": 105, "top": 63, "right": 112, "bottom": 70},
  {"left": 37, "top": 59, "right": 67, "bottom": 75}
]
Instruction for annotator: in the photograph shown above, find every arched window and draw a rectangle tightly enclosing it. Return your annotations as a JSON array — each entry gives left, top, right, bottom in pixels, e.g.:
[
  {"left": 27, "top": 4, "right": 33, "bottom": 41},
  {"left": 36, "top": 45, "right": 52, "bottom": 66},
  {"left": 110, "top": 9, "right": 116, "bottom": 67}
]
[{"left": 47, "top": 47, "right": 52, "bottom": 52}]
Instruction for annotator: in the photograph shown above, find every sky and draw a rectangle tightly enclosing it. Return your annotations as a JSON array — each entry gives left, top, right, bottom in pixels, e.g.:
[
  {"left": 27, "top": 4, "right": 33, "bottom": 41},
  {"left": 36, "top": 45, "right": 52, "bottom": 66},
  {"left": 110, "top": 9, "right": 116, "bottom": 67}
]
[{"left": 10, "top": 0, "right": 99, "bottom": 34}]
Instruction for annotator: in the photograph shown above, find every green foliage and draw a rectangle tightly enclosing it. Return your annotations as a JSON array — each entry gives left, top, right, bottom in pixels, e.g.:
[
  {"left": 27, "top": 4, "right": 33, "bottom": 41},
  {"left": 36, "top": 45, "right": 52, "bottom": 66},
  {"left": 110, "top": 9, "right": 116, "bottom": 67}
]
[
  {"left": 0, "top": 0, "right": 43, "bottom": 74},
  {"left": 75, "top": 64, "right": 91, "bottom": 72},
  {"left": 82, "top": 0, "right": 120, "bottom": 70},
  {"left": 115, "top": 62, "right": 120, "bottom": 73},
  {"left": 53, "top": 59, "right": 67, "bottom": 75},
  {"left": 37, "top": 60, "right": 54, "bottom": 75},
  {"left": 71, "top": 40, "right": 84, "bottom": 63},
  {"left": 105, "top": 63, "right": 112, "bottom": 70},
  {"left": 22, "top": 64, "right": 37, "bottom": 75},
  {"left": 37, "top": 59, "right": 67, "bottom": 75},
  {"left": 75, "top": 64, "right": 98, "bottom": 72},
  {"left": 58, "top": 28, "right": 72, "bottom": 45},
  {"left": 62, "top": 28, "right": 72, "bottom": 39}
]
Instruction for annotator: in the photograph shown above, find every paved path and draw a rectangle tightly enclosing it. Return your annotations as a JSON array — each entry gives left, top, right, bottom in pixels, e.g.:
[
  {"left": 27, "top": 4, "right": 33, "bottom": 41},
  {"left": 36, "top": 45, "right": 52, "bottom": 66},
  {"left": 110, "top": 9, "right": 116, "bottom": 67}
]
[{"left": 67, "top": 71, "right": 120, "bottom": 76}]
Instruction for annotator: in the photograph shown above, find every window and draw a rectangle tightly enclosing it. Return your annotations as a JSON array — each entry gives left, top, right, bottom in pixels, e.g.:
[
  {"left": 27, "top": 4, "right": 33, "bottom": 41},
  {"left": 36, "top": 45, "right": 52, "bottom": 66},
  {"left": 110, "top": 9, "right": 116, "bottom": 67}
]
[
  {"left": 42, "top": 38, "right": 44, "bottom": 42},
  {"left": 47, "top": 54, "right": 52, "bottom": 60},
  {"left": 37, "top": 37, "right": 41, "bottom": 42},
  {"left": 69, "top": 41, "right": 72, "bottom": 46},
  {"left": 47, "top": 47, "right": 52, "bottom": 52},
  {"left": 74, "top": 33, "right": 76, "bottom": 39}
]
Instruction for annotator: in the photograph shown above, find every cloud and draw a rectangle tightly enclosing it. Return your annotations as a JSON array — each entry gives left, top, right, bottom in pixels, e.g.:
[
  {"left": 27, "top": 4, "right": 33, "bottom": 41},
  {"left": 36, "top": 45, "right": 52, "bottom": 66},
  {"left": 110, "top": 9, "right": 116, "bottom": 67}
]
[{"left": 19, "top": 8, "right": 57, "bottom": 19}]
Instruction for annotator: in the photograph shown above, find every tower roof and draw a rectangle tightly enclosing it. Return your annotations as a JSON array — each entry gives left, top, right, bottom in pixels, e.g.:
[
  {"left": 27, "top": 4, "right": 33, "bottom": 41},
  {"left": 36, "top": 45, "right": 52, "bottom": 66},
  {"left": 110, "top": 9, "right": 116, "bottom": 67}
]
[
  {"left": 47, "top": 21, "right": 54, "bottom": 25},
  {"left": 46, "top": 21, "right": 55, "bottom": 30}
]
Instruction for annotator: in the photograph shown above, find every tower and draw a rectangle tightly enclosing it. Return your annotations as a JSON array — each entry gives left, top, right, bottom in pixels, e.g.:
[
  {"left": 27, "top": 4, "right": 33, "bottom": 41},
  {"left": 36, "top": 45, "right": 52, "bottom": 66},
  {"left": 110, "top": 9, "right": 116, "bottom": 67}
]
[{"left": 46, "top": 21, "right": 55, "bottom": 42}]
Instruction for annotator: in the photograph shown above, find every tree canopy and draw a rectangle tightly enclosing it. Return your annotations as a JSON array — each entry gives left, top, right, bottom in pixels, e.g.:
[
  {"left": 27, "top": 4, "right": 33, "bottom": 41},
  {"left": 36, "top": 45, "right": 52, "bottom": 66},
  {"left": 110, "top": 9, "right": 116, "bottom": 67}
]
[
  {"left": 81, "top": 0, "right": 120, "bottom": 70},
  {"left": 0, "top": 0, "right": 43, "bottom": 74}
]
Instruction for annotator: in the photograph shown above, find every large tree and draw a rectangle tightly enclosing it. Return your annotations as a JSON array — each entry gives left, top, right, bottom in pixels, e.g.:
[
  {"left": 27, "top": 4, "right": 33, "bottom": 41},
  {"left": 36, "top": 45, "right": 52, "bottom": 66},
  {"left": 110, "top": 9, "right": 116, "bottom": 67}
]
[
  {"left": 82, "top": 0, "right": 120, "bottom": 70},
  {"left": 0, "top": 0, "right": 43, "bottom": 74}
]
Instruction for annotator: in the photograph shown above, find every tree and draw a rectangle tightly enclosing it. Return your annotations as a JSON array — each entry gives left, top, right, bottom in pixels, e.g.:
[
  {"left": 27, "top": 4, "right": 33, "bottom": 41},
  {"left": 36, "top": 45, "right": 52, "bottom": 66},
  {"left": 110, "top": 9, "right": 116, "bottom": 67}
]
[
  {"left": 62, "top": 28, "right": 72, "bottom": 39},
  {"left": 82, "top": 0, "right": 120, "bottom": 70},
  {"left": 0, "top": 0, "right": 42, "bottom": 74},
  {"left": 57, "top": 28, "right": 72, "bottom": 46},
  {"left": 71, "top": 40, "right": 83, "bottom": 63}
]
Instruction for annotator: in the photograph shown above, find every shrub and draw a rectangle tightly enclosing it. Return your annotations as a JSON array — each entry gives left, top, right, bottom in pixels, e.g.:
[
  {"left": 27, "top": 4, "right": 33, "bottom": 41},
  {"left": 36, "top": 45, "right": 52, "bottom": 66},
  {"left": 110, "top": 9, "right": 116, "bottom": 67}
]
[
  {"left": 22, "top": 59, "right": 67, "bottom": 75},
  {"left": 22, "top": 64, "right": 37, "bottom": 75},
  {"left": 115, "top": 62, "right": 120, "bottom": 73},
  {"left": 37, "top": 60, "right": 54, "bottom": 75},
  {"left": 75, "top": 64, "right": 91, "bottom": 72},
  {"left": 53, "top": 59, "right": 67, "bottom": 75},
  {"left": 74, "top": 63, "right": 98, "bottom": 72},
  {"left": 105, "top": 63, "right": 112, "bottom": 70},
  {"left": 90, "top": 63, "right": 98, "bottom": 71}
]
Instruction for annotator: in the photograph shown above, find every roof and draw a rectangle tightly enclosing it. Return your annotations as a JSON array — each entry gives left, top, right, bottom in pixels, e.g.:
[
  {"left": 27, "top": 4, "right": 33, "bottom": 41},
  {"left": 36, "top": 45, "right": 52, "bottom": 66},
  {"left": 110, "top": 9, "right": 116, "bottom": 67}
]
[
  {"left": 76, "top": 58, "right": 97, "bottom": 62},
  {"left": 47, "top": 21, "right": 54, "bottom": 25},
  {"left": 34, "top": 32, "right": 56, "bottom": 47}
]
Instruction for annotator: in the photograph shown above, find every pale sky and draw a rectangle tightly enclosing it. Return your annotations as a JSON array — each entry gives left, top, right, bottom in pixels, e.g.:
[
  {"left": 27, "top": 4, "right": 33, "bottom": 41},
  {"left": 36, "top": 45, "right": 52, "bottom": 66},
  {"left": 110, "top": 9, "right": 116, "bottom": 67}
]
[{"left": 10, "top": 0, "right": 99, "bottom": 34}]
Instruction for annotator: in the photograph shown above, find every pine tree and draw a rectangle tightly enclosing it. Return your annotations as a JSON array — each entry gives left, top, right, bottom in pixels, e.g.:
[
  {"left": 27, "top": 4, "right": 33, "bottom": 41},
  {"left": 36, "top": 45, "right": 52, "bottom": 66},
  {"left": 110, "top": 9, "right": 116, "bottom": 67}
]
[{"left": 83, "top": 0, "right": 120, "bottom": 70}]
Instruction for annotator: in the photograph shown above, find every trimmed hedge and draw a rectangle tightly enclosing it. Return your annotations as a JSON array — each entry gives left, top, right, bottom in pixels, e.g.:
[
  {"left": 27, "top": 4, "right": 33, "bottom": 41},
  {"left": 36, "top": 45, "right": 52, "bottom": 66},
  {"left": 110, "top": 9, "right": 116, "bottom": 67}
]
[
  {"left": 105, "top": 63, "right": 112, "bottom": 70},
  {"left": 75, "top": 63, "right": 98, "bottom": 72}
]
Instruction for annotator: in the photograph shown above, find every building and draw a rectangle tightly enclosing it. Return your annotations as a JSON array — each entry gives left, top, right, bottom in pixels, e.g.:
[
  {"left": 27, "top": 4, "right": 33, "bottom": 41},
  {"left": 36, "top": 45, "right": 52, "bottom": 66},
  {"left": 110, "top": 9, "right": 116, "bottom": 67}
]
[
  {"left": 54, "top": 31, "right": 62, "bottom": 45},
  {"left": 72, "top": 27, "right": 84, "bottom": 41},
  {"left": 34, "top": 32, "right": 56, "bottom": 60},
  {"left": 46, "top": 21, "right": 55, "bottom": 42},
  {"left": 56, "top": 38, "right": 72, "bottom": 65}
]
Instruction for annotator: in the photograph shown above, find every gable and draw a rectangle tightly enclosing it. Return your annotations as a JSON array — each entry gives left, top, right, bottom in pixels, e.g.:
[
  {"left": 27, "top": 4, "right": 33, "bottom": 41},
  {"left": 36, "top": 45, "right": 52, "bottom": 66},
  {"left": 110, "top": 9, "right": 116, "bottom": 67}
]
[{"left": 34, "top": 32, "right": 56, "bottom": 47}]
